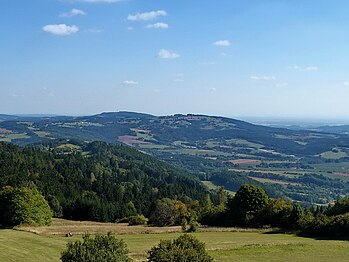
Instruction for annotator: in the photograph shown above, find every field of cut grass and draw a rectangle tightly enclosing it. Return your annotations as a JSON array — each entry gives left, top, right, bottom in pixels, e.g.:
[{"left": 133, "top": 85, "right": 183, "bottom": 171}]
[
  {"left": 1, "top": 229, "right": 348, "bottom": 262},
  {"left": 249, "top": 176, "right": 301, "bottom": 186}
]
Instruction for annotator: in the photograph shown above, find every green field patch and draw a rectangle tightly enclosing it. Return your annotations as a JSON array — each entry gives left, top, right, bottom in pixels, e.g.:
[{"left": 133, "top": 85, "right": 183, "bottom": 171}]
[
  {"left": 57, "top": 144, "right": 81, "bottom": 150},
  {"left": 226, "top": 139, "right": 264, "bottom": 149},
  {"left": 131, "top": 128, "right": 156, "bottom": 141},
  {"left": 319, "top": 149, "right": 347, "bottom": 159},
  {"left": 0, "top": 133, "right": 30, "bottom": 142},
  {"left": 138, "top": 144, "right": 169, "bottom": 149},
  {"left": 205, "top": 139, "right": 221, "bottom": 147},
  {"left": 202, "top": 181, "right": 235, "bottom": 195},
  {"left": 167, "top": 148, "right": 232, "bottom": 157},
  {"left": 1, "top": 228, "right": 349, "bottom": 262},
  {"left": 34, "top": 131, "right": 50, "bottom": 138},
  {"left": 312, "top": 161, "right": 349, "bottom": 174},
  {"left": 229, "top": 168, "right": 299, "bottom": 178}
]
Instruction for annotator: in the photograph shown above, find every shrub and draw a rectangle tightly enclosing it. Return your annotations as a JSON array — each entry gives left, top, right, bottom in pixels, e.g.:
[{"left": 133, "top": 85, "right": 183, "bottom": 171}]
[
  {"left": 149, "top": 198, "right": 176, "bottom": 226},
  {"left": 259, "top": 198, "right": 293, "bottom": 228},
  {"left": 61, "top": 233, "right": 132, "bottom": 262},
  {"left": 128, "top": 215, "right": 148, "bottom": 226},
  {"left": 147, "top": 234, "right": 213, "bottom": 262},
  {"left": 0, "top": 186, "right": 52, "bottom": 227}
]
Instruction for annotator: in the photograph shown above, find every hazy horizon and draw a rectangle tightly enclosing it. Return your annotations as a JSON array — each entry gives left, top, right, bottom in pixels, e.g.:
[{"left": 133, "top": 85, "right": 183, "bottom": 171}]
[
  {"left": 3, "top": 111, "right": 349, "bottom": 127},
  {"left": 2, "top": 1, "right": 349, "bottom": 118}
]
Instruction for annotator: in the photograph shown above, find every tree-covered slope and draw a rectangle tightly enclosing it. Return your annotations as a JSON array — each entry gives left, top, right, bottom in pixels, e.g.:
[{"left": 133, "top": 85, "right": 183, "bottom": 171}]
[{"left": 0, "top": 141, "right": 207, "bottom": 222}]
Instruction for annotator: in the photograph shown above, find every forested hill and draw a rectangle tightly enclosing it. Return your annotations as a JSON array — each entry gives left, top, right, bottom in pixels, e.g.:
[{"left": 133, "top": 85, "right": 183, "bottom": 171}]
[
  {"left": 1, "top": 111, "right": 349, "bottom": 157},
  {"left": 0, "top": 141, "right": 207, "bottom": 222}
]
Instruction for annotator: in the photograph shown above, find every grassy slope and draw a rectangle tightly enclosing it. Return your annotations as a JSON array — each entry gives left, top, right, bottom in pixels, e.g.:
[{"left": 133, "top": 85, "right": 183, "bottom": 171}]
[{"left": 0, "top": 229, "right": 348, "bottom": 262}]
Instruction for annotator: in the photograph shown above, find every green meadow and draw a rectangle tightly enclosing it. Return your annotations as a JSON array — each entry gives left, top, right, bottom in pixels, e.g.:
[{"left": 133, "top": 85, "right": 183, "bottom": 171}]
[{"left": 0, "top": 229, "right": 348, "bottom": 262}]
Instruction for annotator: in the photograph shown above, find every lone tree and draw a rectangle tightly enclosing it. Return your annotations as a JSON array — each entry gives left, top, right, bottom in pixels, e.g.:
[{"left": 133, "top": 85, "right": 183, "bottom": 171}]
[
  {"left": 228, "top": 184, "right": 269, "bottom": 226},
  {"left": 0, "top": 186, "right": 52, "bottom": 227},
  {"left": 149, "top": 198, "right": 176, "bottom": 226},
  {"left": 147, "top": 234, "right": 213, "bottom": 262},
  {"left": 61, "top": 233, "right": 132, "bottom": 262}
]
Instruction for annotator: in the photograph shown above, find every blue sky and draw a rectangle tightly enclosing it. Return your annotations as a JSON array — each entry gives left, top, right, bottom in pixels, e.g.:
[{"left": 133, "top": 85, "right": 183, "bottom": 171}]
[{"left": 2, "top": 0, "right": 349, "bottom": 118}]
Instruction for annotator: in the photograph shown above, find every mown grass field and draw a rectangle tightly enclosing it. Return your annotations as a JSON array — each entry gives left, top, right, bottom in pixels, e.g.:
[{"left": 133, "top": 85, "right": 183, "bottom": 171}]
[{"left": 1, "top": 227, "right": 348, "bottom": 262}]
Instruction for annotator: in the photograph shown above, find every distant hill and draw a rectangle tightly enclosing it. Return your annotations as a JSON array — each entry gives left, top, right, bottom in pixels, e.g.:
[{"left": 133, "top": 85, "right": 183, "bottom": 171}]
[
  {"left": 311, "top": 125, "right": 349, "bottom": 135},
  {"left": 1, "top": 111, "right": 349, "bottom": 205},
  {"left": 0, "top": 114, "right": 20, "bottom": 122},
  {"left": 1, "top": 111, "right": 348, "bottom": 157}
]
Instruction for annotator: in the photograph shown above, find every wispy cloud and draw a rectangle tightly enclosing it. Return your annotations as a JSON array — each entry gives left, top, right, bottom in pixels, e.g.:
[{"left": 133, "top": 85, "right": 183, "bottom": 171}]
[
  {"left": 60, "top": 9, "right": 86, "bottom": 17},
  {"left": 42, "top": 87, "right": 55, "bottom": 97},
  {"left": 213, "top": 40, "right": 231, "bottom": 46},
  {"left": 304, "top": 66, "right": 318, "bottom": 71},
  {"left": 121, "top": 80, "right": 139, "bottom": 86},
  {"left": 146, "top": 22, "right": 169, "bottom": 29},
  {"left": 210, "top": 87, "right": 217, "bottom": 92},
  {"left": 157, "top": 49, "right": 180, "bottom": 59},
  {"left": 292, "top": 65, "right": 319, "bottom": 72},
  {"left": 128, "top": 10, "right": 167, "bottom": 21},
  {"left": 344, "top": 81, "right": 349, "bottom": 86},
  {"left": 42, "top": 24, "right": 79, "bottom": 35},
  {"left": 250, "top": 76, "right": 276, "bottom": 81}
]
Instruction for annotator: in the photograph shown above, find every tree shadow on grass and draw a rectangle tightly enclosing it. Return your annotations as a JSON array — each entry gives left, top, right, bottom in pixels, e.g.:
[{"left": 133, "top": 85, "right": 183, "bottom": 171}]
[{"left": 263, "top": 229, "right": 349, "bottom": 241}]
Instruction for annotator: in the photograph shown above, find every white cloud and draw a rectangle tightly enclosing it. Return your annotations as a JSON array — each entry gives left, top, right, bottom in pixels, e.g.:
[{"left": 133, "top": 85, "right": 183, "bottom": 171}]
[
  {"left": 304, "top": 66, "right": 318, "bottom": 71},
  {"left": 121, "top": 80, "right": 139, "bottom": 86},
  {"left": 127, "top": 26, "right": 134, "bottom": 31},
  {"left": 250, "top": 76, "right": 276, "bottom": 81},
  {"left": 157, "top": 49, "right": 180, "bottom": 59},
  {"left": 60, "top": 9, "right": 86, "bottom": 17},
  {"left": 210, "top": 87, "right": 217, "bottom": 92},
  {"left": 344, "top": 82, "right": 349, "bottom": 86},
  {"left": 42, "top": 24, "right": 79, "bottom": 35},
  {"left": 291, "top": 65, "right": 319, "bottom": 71},
  {"left": 213, "top": 40, "right": 231, "bottom": 46},
  {"left": 128, "top": 10, "right": 167, "bottom": 21},
  {"left": 73, "top": 0, "right": 120, "bottom": 3},
  {"left": 146, "top": 22, "right": 169, "bottom": 29}
]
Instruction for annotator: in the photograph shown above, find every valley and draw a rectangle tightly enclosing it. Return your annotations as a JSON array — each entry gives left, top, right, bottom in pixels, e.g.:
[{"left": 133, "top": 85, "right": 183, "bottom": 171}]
[{"left": 1, "top": 112, "right": 349, "bottom": 205}]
